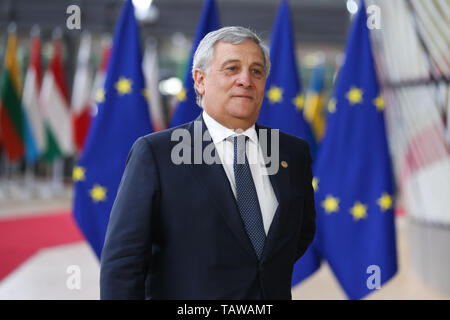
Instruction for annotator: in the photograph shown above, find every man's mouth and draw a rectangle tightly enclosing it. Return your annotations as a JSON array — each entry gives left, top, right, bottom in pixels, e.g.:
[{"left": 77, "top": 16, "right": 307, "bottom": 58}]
[{"left": 233, "top": 95, "right": 253, "bottom": 100}]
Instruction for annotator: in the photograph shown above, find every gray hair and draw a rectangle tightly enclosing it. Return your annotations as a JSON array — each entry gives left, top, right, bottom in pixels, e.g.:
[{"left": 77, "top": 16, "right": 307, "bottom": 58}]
[{"left": 192, "top": 26, "right": 270, "bottom": 106}]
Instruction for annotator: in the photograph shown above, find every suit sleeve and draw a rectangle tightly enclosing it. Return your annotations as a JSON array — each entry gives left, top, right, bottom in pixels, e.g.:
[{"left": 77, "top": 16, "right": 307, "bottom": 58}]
[
  {"left": 295, "top": 142, "right": 316, "bottom": 261},
  {"left": 100, "top": 136, "right": 160, "bottom": 299}
]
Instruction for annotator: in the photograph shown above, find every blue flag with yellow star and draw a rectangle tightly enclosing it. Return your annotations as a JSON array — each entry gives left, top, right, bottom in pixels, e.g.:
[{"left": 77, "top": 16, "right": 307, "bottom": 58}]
[
  {"left": 257, "top": 0, "right": 315, "bottom": 151},
  {"left": 73, "top": 0, "right": 153, "bottom": 259},
  {"left": 169, "top": 0, "right": 220, "bottom": 127},
  {"left": 256, "top": 0, "right": 320, "bottom": 287},
  {"left": 313, "top": 1, "right": 397, "bottom": 299}
]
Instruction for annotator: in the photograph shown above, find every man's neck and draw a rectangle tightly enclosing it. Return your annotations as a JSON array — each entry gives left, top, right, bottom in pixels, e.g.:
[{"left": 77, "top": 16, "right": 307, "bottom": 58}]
[{"left": 202, "top": 110, "right": 256, "bottom": 132}]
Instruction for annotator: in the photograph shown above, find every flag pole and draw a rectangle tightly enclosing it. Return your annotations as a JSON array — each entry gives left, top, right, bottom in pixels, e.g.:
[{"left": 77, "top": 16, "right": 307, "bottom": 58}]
[
  {"left": 0, "top": 154, "right": 8, "bottom": 201},
  {"left": 22, "top": 160, "right": 35, "bottom": 199},
  {"left": 51, "top": 158, "right": 64, "bottom": 195},
  {"left": 38, "top": 161, "right": 53, "bottom": 199},
  {"left": 6, "top": 159, "right": 21, "bottom": 200}
]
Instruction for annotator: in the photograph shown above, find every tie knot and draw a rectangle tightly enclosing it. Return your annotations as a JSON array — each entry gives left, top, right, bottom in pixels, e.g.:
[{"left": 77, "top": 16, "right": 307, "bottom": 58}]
[{"left": 232, "top": 134, "right": 248, "bottom": 148}]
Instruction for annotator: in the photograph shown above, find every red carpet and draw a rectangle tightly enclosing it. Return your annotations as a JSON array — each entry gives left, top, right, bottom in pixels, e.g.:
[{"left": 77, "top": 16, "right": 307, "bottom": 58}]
[{"left": 0, "top": 211, "right": 85, "bottom": 281}]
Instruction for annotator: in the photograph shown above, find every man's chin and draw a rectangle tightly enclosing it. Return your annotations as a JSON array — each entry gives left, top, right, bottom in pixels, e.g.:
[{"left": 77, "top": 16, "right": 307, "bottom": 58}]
[
  {"left": 228, "top": 113, "right": 259, "bottom": 128},
  {"left": 229, "top": 103, "right": 259, "bottom": 115},
  {"left": 229, "top": 111, "right": 255, "bottom": 121}
]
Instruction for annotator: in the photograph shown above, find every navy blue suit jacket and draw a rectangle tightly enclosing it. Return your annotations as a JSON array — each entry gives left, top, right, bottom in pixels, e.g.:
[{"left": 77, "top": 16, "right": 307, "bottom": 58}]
[{"left": 100, "top": 115, "right": 316, "bottom": 299}]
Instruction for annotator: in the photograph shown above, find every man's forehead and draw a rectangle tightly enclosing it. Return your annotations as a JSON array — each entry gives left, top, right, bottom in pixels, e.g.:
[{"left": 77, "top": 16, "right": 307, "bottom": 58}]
[{"left": 213, "top": 40, "right": 264, "bottom": 63}]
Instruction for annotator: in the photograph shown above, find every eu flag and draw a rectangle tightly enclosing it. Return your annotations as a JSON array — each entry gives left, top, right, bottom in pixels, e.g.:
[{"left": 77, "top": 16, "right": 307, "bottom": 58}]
[
  {"left": 169, "top": 0, "right": 220, "bottom": 127},
  {"left": 257, "top": 0, "right": 315, "bottom": 152},
  {"left": 313, "top": 1, "right": 397, "bottom": 299},
  {"left": 73, "top": 0, "right": 153, "bottom": 258}
]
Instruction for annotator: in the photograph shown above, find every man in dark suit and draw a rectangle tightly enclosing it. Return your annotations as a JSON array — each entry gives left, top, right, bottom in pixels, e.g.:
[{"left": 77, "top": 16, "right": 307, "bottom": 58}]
[{"left": 100, "top": 26, "right": 316, "bottom": 300}]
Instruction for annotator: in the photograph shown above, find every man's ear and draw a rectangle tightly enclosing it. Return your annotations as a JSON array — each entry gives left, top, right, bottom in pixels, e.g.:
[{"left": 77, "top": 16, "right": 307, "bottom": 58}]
[{"left": 193, "top": 69, "right": 206, "bottom": 95}]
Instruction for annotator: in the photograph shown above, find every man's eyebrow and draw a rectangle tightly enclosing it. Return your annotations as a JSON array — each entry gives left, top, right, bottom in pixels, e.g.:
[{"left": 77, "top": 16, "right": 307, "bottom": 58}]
[
  {"left": 220, "top": 59, "right": 240, "bottom": 68},
  {"left": 251, "top": 62, "right": 265, "bottom": 69},
  {"left": 220, "top": 59, "right": 265, "bottom": 69}
]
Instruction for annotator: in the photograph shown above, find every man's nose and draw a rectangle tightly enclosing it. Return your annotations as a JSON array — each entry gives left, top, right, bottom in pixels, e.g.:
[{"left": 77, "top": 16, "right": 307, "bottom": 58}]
[{"left": 236, "top": 70, "right": 253, "bottom": 87}]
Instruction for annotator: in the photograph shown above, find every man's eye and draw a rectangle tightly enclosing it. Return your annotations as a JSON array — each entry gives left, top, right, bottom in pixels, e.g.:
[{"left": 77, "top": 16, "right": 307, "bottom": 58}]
[
  {"left": 226, "top": 66, "right": 238, "bottom": 71},
  {"left": 252, "top": 69, "right": 264, "bottom": 76}
]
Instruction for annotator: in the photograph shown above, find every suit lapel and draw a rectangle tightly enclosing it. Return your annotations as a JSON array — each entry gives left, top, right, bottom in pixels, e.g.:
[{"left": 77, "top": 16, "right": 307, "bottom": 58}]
[
  {"left": 187, "top": 115, "right": 256, "bottom": 258},
  {"left": 256, "top": 125, "right": 291, "bottom": 262}
]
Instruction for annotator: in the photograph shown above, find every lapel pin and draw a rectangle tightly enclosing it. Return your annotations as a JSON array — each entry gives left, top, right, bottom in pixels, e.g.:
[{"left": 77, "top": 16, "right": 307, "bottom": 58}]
[{"left": 281, "top": 161, "right": 288, "bottom": 168}]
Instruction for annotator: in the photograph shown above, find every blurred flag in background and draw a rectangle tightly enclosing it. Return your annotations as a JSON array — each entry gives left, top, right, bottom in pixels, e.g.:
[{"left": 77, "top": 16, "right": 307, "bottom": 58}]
[
  {"left": 303, "top": 61, "right": 326, "bottom": 143},
  {"left": 311, "top": 1, "right": 398, "bottom": 299},
  {"left": 90, "top": 36, "right": 111, "bottom": 120},
  {"left": 71, "top": 32, "right": 93, "bottom": 155},
  {"left": 73, "top": 0, "right": 153, "bottom": 258},
  {"left": 143, "top": 38, "right": 165, "bottom": 131},
  {"left": 0, "top": 25, "right": 25, "bottom": 162},
  {"left": 39, "top": 31, "right": 74, "bottom": 162},
  {"left": 22, "top": 26, "right": 46, "bottom": 163}
]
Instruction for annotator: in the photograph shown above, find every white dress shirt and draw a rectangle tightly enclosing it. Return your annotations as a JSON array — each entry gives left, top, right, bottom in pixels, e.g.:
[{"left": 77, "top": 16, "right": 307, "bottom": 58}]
[{"left": 202, "top": 111, "right": 278, "bottom": 235}]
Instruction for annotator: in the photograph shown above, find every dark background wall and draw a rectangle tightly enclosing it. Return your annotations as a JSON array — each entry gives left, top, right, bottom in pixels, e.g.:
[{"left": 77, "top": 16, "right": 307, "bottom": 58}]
[
  {"left": 0, "top": 0, "right": 350, "bottom": 110},
  {"left": 0, "top": 0, "right": 350, "bottom": 44}
]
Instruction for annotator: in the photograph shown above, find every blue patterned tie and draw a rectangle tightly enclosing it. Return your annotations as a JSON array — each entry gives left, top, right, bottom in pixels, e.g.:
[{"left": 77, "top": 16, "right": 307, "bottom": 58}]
[{"left": 233, "top": 135, "right": 266, "bottom": 259}]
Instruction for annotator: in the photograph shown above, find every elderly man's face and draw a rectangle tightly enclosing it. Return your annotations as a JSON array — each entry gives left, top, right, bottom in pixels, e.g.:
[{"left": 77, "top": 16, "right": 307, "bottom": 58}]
[{"left": 194, "top": 40, "right": 267, "bottom": 130}]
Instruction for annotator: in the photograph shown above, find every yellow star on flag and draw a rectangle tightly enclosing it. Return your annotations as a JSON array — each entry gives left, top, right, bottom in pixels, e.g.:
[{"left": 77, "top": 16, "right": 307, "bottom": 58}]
[
  {"left": 115, "top": 76, "right": 132, "bottom": 96},
  {"left": 327, "top": 98, "right": 337, "bottom": 113},
  {"left": 176, "top": 87, "right": 186, "bottom": 101},
  {"left": 89, "top": 184, "right": 107, "bottom": 203},
  {"left": 312, "top": 177, "right": 319, "bottom": 192},
  {"left": 373, "top": 94, "right": 385, "bottom": 111},
  {"left": 266, "top": 85, "right": 283, "bottom": 104},
  {"left": 321, "top": 195, "right": 339, "bottom": 214},
  {"left": 346, "top": 86, "right": 363, "bottom": 105},
  {"left": 142, "top": 88, "right": 150, "bottom": 99},
  {"left": 72, "top": 166, "right": 85, "bottom": 182},
  {"left": 95, "top": 88, "right": 105, "bottom": 103},
  {"left": 349, "top": 201, "right": 368, "bottom": 220},
  {"left": 293, "top": 93, "right": 304, "bottom": 110},
  {"left": 377, "top": 192, "right": 393, "bottom": 211}
]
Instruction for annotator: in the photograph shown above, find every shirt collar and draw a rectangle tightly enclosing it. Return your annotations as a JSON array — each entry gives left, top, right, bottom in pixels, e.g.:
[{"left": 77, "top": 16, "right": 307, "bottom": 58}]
[{"left": 202, "top": 110, "right": 258, "bottom": 145}]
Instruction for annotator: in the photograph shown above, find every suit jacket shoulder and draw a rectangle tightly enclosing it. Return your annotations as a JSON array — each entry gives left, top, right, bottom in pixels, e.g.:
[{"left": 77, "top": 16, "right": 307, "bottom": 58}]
[{"left": 256, "top": 123, "right": 312, "bottom": 164}]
